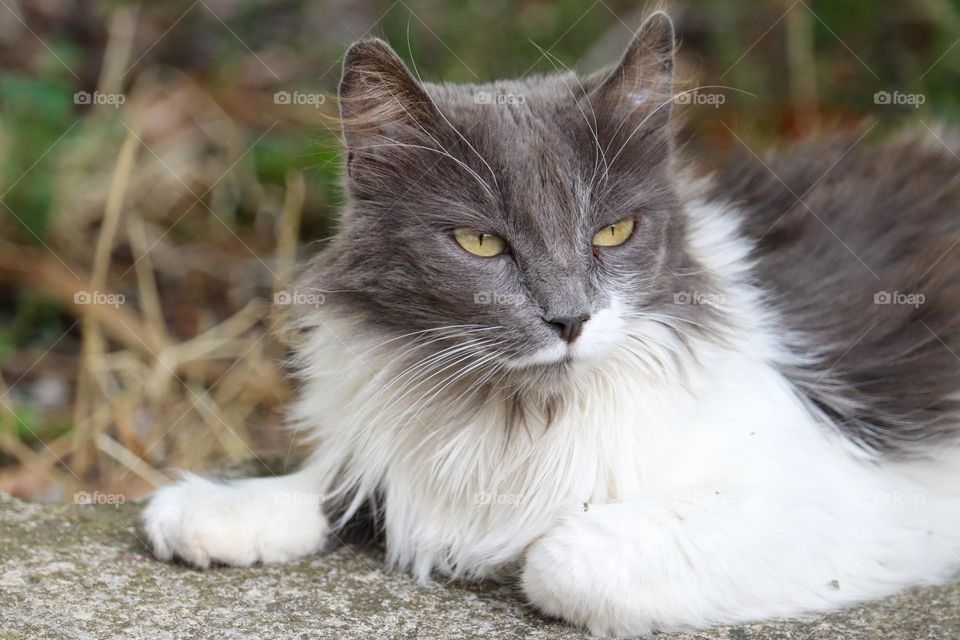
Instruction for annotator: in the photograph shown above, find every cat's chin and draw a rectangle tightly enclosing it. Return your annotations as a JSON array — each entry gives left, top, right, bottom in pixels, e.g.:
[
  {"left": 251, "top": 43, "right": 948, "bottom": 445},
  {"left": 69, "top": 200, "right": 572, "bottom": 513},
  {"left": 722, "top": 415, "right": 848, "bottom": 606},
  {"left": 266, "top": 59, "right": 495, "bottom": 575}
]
[
  {"left": 503, "top": 336, "right": 615, "bottom": 372},
  {"left": 499, "top": 351, "right": 606, "bottom": 396},
  {"left": 501, "top": 342, "right": 570, "bottom": 370},
  {"left": 499, "top": 363, "right": 572, "bottom": 398}
]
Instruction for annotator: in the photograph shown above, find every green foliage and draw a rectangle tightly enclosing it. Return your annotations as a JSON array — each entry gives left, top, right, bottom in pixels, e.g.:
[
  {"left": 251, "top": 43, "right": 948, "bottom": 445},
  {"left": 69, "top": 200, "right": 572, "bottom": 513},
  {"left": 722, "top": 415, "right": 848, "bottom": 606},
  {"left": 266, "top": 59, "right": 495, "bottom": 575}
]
[
  {"left": 1, "top": 404, "right": 71, "bottom": 444},
  {"left": 6, "top": 292, "right": 69, "bottom": 351},
  {"left": 0, "top": 73, "right": 75, "bottom": 239}
]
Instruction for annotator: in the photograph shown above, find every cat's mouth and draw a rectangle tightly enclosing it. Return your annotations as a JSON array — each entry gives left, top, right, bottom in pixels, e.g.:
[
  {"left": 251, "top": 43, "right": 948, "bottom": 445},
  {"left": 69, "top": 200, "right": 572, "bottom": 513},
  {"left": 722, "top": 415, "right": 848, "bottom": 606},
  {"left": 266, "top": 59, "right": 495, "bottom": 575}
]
[
  {"left": 495, "top": 305, "right": 626, "bottom": 374},
  {"left": 502, "top": 342, "right": 572, "bottom": 370},
  {"left": 494, "top": 349, "right": 594, "bottom": 398},
  {"left": 501, "top": 342, "right": 609, "bottom": 381}
]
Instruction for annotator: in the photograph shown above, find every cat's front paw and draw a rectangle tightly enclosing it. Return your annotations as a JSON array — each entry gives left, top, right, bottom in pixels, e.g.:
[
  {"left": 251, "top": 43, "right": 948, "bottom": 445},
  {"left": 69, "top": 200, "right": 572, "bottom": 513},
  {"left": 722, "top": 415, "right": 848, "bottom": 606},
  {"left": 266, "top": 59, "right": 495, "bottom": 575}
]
[
  {"left": 142, "top": 473, "right": 328, "bottom": 568},
  {"left": 522, "top": 504, "right": 667, "bottom": 638}
]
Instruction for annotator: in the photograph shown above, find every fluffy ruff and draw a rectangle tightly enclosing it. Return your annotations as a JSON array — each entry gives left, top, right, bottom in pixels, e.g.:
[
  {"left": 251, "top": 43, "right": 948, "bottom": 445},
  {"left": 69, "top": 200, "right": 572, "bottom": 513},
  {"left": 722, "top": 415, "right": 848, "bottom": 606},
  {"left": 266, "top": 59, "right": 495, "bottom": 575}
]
[{"left": 144, "top": 190, "right": 960, "bottom": 637}]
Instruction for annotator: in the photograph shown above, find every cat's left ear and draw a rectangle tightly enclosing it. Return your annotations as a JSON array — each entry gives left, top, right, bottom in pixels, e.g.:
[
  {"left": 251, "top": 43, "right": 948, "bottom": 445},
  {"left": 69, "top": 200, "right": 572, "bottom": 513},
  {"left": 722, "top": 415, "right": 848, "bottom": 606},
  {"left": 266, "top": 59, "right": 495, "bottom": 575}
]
[
  {"left": 338, "top": 37, "right": 440, "bottom": 150},
  {"left": 590, "top": 11, "right": 675, "bottom": 130}
]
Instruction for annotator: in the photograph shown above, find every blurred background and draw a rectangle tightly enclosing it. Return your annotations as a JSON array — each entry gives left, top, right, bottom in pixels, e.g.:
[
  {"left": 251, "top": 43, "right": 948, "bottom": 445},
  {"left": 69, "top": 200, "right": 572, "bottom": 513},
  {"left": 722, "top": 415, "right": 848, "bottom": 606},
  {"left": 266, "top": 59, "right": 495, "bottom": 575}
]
[{"left": 1, "top": 0, "right": 957, "bottom": 502}]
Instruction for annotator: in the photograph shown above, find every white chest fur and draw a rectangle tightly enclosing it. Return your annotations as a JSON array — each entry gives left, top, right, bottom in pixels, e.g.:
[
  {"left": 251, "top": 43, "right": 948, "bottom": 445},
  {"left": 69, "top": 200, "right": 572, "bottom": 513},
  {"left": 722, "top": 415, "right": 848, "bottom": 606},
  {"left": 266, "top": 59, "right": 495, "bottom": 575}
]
[
  {"left": 290, "top": 197, "right": 960, "bottom": 598},
  {"left": 144, "top": 196, "right": 960, "bottom": 634}
]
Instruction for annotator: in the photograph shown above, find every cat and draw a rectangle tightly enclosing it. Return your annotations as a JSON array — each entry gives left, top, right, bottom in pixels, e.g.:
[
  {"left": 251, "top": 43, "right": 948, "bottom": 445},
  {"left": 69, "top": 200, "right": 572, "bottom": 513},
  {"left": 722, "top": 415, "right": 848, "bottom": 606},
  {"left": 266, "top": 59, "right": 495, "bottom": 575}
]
[{"left": 143, "top": 11, "right": 960, "bottom": 637}]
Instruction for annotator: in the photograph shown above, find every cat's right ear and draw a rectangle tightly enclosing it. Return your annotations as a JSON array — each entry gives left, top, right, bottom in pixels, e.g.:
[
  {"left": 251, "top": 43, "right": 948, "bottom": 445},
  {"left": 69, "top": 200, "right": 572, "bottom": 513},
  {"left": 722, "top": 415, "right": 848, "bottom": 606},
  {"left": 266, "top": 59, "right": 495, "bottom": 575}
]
[
  {"left": 338, "top": 38, "right": 438, "bottom": 152},
  {"left": 588, "top": 11, "right": 676, "bottom": 135}
]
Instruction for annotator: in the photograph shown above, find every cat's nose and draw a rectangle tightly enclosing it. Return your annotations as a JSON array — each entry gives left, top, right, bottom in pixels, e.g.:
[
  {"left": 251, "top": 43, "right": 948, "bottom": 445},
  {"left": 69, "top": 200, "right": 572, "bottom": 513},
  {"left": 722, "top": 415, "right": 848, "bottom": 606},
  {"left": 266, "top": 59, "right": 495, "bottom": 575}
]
[{"left": 545, "top": 314, "right": 590, "bottom": 344}]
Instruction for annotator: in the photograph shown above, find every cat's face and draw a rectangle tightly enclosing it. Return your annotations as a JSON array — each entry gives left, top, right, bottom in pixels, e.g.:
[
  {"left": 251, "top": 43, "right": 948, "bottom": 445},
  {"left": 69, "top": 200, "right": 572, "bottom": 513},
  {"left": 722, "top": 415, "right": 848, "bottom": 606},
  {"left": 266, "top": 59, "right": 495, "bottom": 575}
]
[{"left": 293, "top": 14, "right": 701, "bottom": 390}]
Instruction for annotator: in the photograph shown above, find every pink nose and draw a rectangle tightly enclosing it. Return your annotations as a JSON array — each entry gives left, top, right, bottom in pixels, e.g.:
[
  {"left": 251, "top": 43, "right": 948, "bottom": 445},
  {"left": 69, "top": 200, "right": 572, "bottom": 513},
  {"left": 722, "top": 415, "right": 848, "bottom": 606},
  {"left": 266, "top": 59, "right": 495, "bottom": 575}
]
[{"left": 545, "top": 314, "right": 590, "bottom": 343}]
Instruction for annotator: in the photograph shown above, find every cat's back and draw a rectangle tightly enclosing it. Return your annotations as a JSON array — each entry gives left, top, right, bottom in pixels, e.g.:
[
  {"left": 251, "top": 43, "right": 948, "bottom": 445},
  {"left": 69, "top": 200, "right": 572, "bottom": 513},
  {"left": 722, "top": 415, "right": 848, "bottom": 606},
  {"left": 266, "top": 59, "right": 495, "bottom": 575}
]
[
  {"left": 714, "top": 126, "right": 960, "bottom": 262},
  {"left": 706, "top": 126, "right": 960, "bottom": 455}
]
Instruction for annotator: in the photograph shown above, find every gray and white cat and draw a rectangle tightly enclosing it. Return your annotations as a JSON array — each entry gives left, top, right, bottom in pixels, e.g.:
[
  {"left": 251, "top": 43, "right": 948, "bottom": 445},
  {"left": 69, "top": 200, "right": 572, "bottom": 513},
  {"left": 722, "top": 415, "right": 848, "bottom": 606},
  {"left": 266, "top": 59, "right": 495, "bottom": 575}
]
[{"left": 143, "top": 12, "right": 960, "bottom": 637}]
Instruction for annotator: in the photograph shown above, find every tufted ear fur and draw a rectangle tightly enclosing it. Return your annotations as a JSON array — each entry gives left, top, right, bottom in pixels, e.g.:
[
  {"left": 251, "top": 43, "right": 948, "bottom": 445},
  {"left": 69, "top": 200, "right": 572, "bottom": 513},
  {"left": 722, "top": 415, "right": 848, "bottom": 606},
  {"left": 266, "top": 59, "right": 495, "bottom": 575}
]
[
  {"left": 338, "top": 38, "right": 440, "bottom": 151},
  {"left": 587, "top": 11, "right": 676, "bottom": 165},
  {"left": 592, "top": 11, "right": 675, "bottom": 119}
]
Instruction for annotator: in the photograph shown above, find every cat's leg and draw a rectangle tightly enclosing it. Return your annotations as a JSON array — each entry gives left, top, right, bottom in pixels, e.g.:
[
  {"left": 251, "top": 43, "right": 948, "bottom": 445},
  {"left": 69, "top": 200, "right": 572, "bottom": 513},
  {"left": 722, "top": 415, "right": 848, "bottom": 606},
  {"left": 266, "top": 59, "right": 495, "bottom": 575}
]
[
  {"left": 520, "top": 496, "right": 856, "bottom": 637},
  {"left": 142, "top": 468, "right": 328, "bottom": 568},
  {"left": 523, "top": 501, "right": 706, "bottom": 637}
]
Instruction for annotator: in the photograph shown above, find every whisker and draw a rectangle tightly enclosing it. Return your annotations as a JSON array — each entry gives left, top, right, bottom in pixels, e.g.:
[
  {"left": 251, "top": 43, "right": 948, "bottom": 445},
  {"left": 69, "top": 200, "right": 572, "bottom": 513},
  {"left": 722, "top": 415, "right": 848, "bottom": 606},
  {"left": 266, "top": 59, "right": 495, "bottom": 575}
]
[
  {"left": 402, "top": 25, "right": 501, "bottom": 196},
  {"left": 364, "top": 337, "right": 497, "bottom": 417},
  {"left": 353, "top": 139, "right": 497, "bottom": 200},
  {"left": 401, "top": 349, "right": 504, "bottom": 432},
  {"left": 368, "top": 337, "right": 499, "bottom": 420},
  {"left": 531, "top": 43, "right": 610, "bottom": 189},
  {"left": 354, "top": 324, "right": 499, "bottom": 364},
  {"left": 606, "top": 86, "right": 743, "bottom": 173},
  {"left": 375, "top": 343, "right": 503, "bottom": 449},
  {"left": 622, "top": 311, "right": 714, "bottom": 331}
]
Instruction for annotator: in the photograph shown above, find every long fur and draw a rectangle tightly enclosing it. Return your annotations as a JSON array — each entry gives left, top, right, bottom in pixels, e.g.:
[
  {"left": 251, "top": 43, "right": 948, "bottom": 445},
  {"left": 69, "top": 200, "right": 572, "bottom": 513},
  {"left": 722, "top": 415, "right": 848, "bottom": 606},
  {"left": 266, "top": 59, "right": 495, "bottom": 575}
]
[{"left": 143, "top": 12, "right": 960, "bottom": 637}]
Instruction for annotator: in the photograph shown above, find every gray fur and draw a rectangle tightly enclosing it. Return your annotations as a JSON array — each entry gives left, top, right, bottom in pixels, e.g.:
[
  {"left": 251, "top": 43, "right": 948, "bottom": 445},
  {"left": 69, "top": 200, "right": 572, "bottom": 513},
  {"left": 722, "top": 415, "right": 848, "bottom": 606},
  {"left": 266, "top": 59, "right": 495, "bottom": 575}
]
[
  {"left": 712, "top": 130, "right": 960, "bottom": 455},
  {"left": 283, "top": 12, "right": 959, "bottom": 456},
  {"left": 286, "top": 14, "right": 719, "bottom": 394}
]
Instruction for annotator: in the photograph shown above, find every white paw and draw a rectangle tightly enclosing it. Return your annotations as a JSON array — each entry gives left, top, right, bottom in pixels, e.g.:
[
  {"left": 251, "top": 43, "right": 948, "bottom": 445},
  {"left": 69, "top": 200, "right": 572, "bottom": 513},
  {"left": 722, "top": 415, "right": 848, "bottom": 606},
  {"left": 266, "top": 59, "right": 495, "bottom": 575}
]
[
  {"left": 142, "top": 473, "right": 328, "bottom": 568},
  {"left": 522, "top": 504, "right": 668, "bottom": 638}
]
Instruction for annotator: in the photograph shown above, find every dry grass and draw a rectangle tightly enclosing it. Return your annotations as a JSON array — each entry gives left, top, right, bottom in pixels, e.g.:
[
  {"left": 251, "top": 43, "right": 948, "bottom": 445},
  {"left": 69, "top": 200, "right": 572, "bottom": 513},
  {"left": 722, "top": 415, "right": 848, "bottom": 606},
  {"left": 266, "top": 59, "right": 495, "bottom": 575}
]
[
  {"left": 1, "top": 0, "right": 955, "bottom": 502},
  {"left": 0, "top": 6, "right": 339, "bottom": 501}
]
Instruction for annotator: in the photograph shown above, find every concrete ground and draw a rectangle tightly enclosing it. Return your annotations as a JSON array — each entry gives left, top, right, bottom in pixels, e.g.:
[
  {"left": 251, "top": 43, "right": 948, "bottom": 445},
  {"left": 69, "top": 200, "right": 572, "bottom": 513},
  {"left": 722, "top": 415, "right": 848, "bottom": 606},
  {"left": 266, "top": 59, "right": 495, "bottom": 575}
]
[{"left": 1, "top": 492, "right": 958, "bottom": 639}]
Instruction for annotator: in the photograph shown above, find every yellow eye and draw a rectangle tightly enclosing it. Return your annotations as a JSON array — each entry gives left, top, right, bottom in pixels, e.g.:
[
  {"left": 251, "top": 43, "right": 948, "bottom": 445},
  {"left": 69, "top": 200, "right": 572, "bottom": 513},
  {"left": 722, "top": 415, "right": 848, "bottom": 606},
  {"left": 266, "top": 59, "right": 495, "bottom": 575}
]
[
  {"left": 454, "top": 229, "right": 507, "bottom": 257},
  {"left": 592, "top": 217, "right": 635, "bottom": 247}
]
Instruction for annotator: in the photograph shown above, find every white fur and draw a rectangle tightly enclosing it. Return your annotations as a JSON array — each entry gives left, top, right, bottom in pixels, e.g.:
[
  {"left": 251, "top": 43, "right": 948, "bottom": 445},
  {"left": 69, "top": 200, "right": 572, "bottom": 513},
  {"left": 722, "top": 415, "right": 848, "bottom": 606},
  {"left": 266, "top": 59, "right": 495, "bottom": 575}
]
[
  {"left": 506, "top": 301, "right": 626, "bottom": 369},
  {"left": 144, "top": 194, "right": 960, "bottom": 636},
  {"left": 143, "top": 471, "right": 327, "bottom": 568}
]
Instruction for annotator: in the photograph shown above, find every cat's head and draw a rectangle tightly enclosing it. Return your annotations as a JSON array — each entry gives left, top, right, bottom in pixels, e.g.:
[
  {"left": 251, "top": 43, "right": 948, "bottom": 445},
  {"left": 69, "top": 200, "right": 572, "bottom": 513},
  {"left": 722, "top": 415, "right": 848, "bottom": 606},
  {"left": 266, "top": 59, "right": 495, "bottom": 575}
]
[{"left": 286, "top": 12, "right": 714, "bottom": 395}]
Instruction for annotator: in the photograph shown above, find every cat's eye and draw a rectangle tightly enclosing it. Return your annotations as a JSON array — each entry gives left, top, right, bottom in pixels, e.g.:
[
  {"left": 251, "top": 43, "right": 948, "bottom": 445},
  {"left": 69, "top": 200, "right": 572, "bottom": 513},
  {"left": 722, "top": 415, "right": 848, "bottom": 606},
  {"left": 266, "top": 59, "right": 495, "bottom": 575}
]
[
  {"left": 454, "top": 229, "right": 507, "bottom": 257},
  {"left": 592, "top": 217, "right": 635, "bottom": 247}
]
